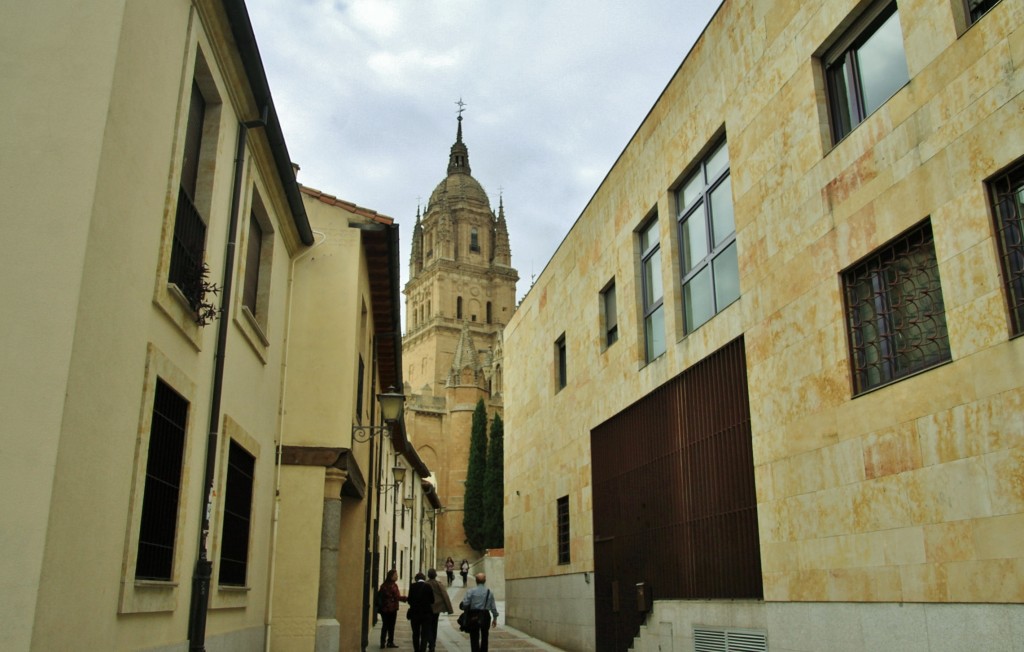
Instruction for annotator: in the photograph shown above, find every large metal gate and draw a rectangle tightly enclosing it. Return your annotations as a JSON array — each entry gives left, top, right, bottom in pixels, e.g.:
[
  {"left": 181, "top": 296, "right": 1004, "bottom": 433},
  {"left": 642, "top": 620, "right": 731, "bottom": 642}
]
[{"left": 591, "top": 337, "right": 762, "bottom": 651}]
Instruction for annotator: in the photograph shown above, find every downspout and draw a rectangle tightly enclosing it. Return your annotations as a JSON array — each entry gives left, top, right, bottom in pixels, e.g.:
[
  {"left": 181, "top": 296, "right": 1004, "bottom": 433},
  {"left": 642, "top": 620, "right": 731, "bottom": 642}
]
[
  {"left": 187, "top": 113, "right": 263, "bottom": 650},
  {"left": 359, "top": 337, "right": 380, "bottom": 652}
]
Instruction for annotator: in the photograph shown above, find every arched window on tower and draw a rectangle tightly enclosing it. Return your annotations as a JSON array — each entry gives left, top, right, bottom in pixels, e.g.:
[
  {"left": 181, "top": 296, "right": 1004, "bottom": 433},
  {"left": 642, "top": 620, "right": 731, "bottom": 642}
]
[
  {"left": 486, "top": 302, "right": 492, "bottom": 324},
  {"left": 470, "top": 227, "right": 480, "bottom": 252},
  {"left": 457, "top": 296, "right": 463, "bottom": 320}
]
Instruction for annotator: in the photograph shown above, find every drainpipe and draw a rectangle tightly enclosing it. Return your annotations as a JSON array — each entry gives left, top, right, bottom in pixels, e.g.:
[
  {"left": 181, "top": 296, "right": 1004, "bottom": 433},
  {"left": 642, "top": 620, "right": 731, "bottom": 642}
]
[
  {"left": 187, "top": 114, "right": 261, "bottom": 651},
  {"left": 359, "top": 337, "right": 381, "bottom": 651}
]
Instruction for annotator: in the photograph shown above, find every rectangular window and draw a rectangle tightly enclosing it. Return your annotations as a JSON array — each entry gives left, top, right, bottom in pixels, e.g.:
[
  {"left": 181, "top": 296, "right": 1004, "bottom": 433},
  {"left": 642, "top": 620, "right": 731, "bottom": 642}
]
[
  {"left": 557, "top": 495, "right": 570, "bottom": 565},
  {"left": 677, "top": 138, "right": 739, "bottom": 333},
  {"left": 824, "top": 1, "right": 909, "bottom": 143},
  {"left": 136, "top": 379, "right": 189, "bottom": 581},
  {"left": 640, "top": 218, "right": 665, "bottom": 362},
  {"left": 965, "top": 0, "right": 1002, "bottom": 25},
  {"left": 556, "top": 333, "right": 567, "bottom": 391},
  {"left": 242, "top": 210, "right": 263, "bottom": 316},
  {"left": 988, "top": 159, "right": 1024, "bottom": 336},
  {"left": 356, "top": 356, "right": 365, "bottom": 424},
  {"left": 842, "top": 220, "right": 951, "bottom": 395},
  {"left": 601, "top": 280, "right": 618, "bottom": 347},
  {"left": 219, "top": 440, "right": 255, "bottom": 586},
  {"left": 169, "top": 81, "right": 209, "bottom": 311}
]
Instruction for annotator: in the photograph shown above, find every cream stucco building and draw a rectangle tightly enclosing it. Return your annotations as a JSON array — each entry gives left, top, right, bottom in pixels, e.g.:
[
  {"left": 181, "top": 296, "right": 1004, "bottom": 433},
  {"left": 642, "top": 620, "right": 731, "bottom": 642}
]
[
  {"left": 503, "top": 0, "right": 1024, "bottom": 650},
  {"left": 0, "top": 2, "right": 434, "bottom": 651}
]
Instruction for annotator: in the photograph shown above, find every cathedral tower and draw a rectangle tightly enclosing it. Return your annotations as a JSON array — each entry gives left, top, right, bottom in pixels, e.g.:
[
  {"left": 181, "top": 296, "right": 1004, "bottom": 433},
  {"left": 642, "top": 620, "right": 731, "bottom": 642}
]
[{"left": 403, "top": 113, "right": 518, "bottom": 564}]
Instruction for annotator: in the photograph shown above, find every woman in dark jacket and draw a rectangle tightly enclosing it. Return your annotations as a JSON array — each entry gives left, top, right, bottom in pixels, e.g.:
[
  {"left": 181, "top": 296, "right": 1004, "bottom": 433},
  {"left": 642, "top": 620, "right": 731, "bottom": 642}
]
[
  {"left": 407, "top": 572, "right": 435, "bottom": 652},
  {"left": 377, "top": 570, "right": 403, "bottom": 648}
]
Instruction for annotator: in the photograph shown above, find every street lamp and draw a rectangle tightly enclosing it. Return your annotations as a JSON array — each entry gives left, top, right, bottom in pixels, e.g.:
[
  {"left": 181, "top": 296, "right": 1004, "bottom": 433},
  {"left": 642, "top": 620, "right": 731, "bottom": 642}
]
[
  {"left": 352, "top": 387, "right": 405, "bottom": 442},
  {"left": 382, "top": 465, "right": 406, "bottom": 493}
]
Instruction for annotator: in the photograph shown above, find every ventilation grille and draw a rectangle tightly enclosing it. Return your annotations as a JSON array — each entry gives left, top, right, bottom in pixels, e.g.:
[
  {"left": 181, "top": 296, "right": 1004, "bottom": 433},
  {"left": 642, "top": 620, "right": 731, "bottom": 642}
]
[{"left": 694, "top": 627, "right": 767, "bottom": 652}]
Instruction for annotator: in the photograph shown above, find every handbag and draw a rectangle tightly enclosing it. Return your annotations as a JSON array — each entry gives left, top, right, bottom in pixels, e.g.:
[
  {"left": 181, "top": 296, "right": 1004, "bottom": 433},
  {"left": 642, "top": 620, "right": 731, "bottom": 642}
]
[{"left": 457, "top": 611, "right": 477, "bottom": 632}]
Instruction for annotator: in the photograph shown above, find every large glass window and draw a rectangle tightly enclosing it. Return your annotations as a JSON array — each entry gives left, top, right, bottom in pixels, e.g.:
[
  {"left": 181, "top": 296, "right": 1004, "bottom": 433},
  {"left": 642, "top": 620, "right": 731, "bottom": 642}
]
[
  {"left": 677, "top": 138, "right": 739, "bottom": 333},
  {"left": 824, "top": 2, "right": 909, "bottom": 143},
  {"left": 842, "top": 220, "right": 951, "bottom": 394},
  {"left": 640, "top": 218, "right": 665, "bottom": 361},
  {"left": 988, "top": 159, "right": 1024, "bottom": 336}
]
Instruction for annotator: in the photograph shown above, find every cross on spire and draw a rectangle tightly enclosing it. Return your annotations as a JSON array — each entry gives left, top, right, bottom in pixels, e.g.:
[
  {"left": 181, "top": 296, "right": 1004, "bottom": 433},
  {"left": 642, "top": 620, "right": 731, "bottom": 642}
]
[{"left": 455, "top": 97, "right": 467, "bottom": 118}]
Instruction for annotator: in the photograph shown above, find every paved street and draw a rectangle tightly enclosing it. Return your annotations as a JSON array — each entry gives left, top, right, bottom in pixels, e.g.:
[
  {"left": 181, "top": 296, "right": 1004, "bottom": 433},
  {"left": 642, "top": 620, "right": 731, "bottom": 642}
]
[{"left": 369, "top": 585, "right": 564, "bottom": 651}]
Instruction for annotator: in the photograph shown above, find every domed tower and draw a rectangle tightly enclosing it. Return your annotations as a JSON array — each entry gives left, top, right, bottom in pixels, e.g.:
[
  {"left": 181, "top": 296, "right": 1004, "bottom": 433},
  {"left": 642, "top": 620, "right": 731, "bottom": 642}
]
[{"left": 402, "top": 112, "right": 518, "bottom": 564}]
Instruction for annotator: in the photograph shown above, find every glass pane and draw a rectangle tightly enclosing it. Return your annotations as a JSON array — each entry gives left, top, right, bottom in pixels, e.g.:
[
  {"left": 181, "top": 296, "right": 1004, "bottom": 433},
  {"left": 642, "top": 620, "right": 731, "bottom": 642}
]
[
  {"left": 645, "top": 305, "right": 665, "bottom": 361},
  {"left": 644, "top": 249, "right": 662, "bottom": 305},
  {"left": 706, "top": 140, "right": 729, "bottom": 180},
  {"left": 827, "top": 58, "right": 854, "bottom": 138},
  {"left": 710, "top": 176, "right": 734, "bottom": 245},
  {"left": 857, "top": 10, "right": 909, "bottom": 117},
  {"left": 679, "top": 170, "right": 703, "bottom": 212},
  {"left": 641, "top": 219, "right": 659, "bottom": 254},
  {"left": 713, "top": 242, "right": 740, "bottom": 309},
  {"left": 604, "top": 285, "right": 617, "bottom": 329},
  {"left": 681, "top": 210, "right": 709, "bottom": 273},
  {"left": 684, "top": 267, "right": 714, "bottom": 332}
]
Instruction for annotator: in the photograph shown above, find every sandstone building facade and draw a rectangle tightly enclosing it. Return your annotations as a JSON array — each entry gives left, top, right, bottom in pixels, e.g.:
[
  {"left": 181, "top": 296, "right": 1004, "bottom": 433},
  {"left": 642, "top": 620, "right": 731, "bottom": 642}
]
[
  {"left": 502, "top": 0, "right": 1024, "bottom": 650},
  {"left": 403, "top": 116, "right": 519, "bottom": 565}
]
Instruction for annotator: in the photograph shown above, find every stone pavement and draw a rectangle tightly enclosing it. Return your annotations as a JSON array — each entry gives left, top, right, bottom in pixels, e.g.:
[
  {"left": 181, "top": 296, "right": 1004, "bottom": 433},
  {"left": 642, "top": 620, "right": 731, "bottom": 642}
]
[{"left": 369, "top": 585, "right": 564, "bottom": 651}]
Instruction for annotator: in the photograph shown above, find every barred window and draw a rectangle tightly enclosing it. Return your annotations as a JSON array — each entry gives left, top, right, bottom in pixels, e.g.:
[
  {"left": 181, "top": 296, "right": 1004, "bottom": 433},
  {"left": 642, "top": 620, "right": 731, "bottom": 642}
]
[
  {"left": 557, "top": 496, "right": 570, "bottom": 565},
  {"left": 842, "top": 221, "right": 951, "bottom": 395},
  {"left": 136, "top": 379, "right": 189, "bottom": 581},
  {"left": 218, "top": 440, "right": 255, "bottom": 586},
  {"left": 989, "top": 160, "right": 1024, "bottom": 336},
  {"left": 169, "top": 81, "right": 209, "bottom": 311}
]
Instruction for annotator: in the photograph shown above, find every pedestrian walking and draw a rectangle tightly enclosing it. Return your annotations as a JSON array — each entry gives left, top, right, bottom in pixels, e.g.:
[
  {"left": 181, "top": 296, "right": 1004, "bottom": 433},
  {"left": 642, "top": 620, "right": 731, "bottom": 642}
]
[
  {"left": 407, "top": 572, "right": 435, "bottom": 652},
  {"left": 376, "top": 569, "right": 404, "bottom": 649},
  {"left": 459, "top": 559, "right": 469, "bottom": 586},
  {"left": 459, "top": 572, "right": 498, "bottom": 652},
  {"left": 425, "top": 568, "right": 453, "bottom": 652},
  {"left": 444, "top": 556, "right": 455, "bottom": 585}
]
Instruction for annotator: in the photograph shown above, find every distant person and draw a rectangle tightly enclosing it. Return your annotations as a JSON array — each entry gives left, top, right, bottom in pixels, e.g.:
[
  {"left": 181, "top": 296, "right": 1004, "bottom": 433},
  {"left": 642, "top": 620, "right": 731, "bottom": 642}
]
[
  {"left": 460, "top": 559, "right": 469, "bottom": 586},
  {"left": 425, "top": 568, "right": 454, "bottom": 652},
  {"left": 376, "top": 569, "right": 404, "bottom": 649},
  {"left": 445, "top": 556, "right": 455, "bottom": 585},
  {"left": 459, "top": 572, "right": 498, "bottom": 652},
  {"left": 407, "top": 572, "right": 435, "bottom": 652}
]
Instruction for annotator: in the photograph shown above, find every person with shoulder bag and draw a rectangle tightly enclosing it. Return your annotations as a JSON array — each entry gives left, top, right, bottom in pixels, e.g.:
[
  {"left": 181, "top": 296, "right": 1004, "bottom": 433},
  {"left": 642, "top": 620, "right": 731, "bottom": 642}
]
[{"left": 459, "top": 572, "right": 498, "bottom": 652}]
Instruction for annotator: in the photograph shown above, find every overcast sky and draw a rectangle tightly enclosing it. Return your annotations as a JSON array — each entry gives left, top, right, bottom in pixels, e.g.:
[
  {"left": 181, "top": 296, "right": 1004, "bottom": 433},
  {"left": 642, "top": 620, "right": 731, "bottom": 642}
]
[{"left": 247, "top": 0, "right": 721, "bottom": 314}]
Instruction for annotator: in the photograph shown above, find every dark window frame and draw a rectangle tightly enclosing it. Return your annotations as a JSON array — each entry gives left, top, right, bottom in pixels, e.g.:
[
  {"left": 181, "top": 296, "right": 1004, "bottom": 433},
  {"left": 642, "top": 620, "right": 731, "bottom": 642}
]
[
  {"left": 823, "top": 1, "right": 909, "bottom": 143},
  {"left": 842, "top": 220, "right": 952, "bottom": 395},
  {"left": 470, "top": 227, "right": 480, "bottom": 252},
  {"left": 136, "top": 379, "right": 189, "bottom": 581},
  {"left": 676, "top": 137, "right": 738, "bottom": 334},
  {"left": 169, "top": 80, "right": 209, "bottom": 311},
  {"left": 556, "top": 333, "right": 567, "bottom": 391},
  {"left": 601, "top": 280, "right": 618, "bottom": 348},
  {"left": 218, "top": 439, "right": 255, "bottom": 587},
  {"left": 242, "top": 208, "right": 263, "bottom": 316},
  {"left": 988, "top": 159, "right": 1024, "bottom": 336},
  {"left": 964, "top": 0, "right": 1002, "bottom": 25},
  {"left": 556, "top": 495, "right": 570, "bottom": 565},
  {"left": 639, "top": 217, "right": 665, "bottom": 362}
]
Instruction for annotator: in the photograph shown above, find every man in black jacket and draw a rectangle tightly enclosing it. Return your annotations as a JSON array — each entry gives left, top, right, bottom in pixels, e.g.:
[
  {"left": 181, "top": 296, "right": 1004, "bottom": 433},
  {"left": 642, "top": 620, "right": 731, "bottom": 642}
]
[{"left": 407, "top": 572, "right": 435, "bottom": 652}]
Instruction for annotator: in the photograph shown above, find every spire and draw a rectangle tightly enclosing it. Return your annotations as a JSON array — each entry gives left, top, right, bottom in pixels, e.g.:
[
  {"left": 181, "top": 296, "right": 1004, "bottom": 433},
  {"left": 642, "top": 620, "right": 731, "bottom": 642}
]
[
  {"left": 410, "top": 207, "right": 423, "bottom": 277},
  {"left": 447, "top": 101, "right": 471, "bottom": 176},
  {"left": 494, "top": 192, "right": 511, "bottom": 266},
  {"left": 447, "top": 321, "right": 482, "bottom": 387}
]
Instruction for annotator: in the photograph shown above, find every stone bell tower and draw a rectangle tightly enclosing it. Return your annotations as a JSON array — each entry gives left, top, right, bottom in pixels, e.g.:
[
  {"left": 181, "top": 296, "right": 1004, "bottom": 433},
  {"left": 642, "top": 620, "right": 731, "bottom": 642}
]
[{"left": 402, "top": 110, "right": 518, "bottom": 565}]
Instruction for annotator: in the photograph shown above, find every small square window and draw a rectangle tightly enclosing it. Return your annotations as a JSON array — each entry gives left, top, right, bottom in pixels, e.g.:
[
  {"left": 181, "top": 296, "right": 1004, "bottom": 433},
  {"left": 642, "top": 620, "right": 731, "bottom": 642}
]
[
  {"left": 556, "top": 496, "right": 570, "bottom": 565},
  {"left": 824, "top": 1, "right": 909, "bottom": 143},
  {"left": 987, "top": 159, "right": 1024, "bottom": 336},
  {"left": 842, "top": 220, "right": 951, "bottom": 394}
]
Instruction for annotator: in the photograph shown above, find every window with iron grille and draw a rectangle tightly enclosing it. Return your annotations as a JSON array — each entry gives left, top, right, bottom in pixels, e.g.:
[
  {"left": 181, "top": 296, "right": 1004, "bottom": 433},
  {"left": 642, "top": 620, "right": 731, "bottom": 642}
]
[
  {"left": 601, "top": 280, "right": 618, "bottom": 348},
  {"left": 823, "top": 1, "right": 909, "bottom": 143},
  {"left": 965, "top": 0, "right": 1002, "bottom": 25},
  {"left": 842, "top": 220, "right": 951, "bottom": 395},
  {"left": 677, "top": 137, "right": 738, "bottom": 333},
  {"left": 557, "top": 495, "right": 570, "bottom": 565},
  {"left": 136, "top": 378, "right": 189, "bottom": 581},
  {"left": 218, "top": 440, "right": 255, "bottom": 586},
  {"left": 640, "top": 217, "right": 665, "bottom": 362},
  {"left": 169, "top": 80, "right": 209, "bottom": 311},
  {"left": 989, "top": 159, "right": 1024, "bottom": 336}
]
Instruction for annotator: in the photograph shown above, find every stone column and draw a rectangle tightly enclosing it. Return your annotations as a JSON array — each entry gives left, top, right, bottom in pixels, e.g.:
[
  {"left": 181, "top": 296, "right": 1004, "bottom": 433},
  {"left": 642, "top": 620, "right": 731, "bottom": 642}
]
[{"left": 315, "top": 468, "right": 347, "bottom": 652}]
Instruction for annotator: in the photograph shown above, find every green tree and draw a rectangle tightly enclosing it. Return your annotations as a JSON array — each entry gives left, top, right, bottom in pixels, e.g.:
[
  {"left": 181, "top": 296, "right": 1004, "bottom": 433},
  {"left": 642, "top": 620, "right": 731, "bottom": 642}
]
[
  {"left": 463, "top": 399, "right": 488, "bottom": 551},
  {"left": 483, "top": 412, "right": 504, "bottom": 548}
]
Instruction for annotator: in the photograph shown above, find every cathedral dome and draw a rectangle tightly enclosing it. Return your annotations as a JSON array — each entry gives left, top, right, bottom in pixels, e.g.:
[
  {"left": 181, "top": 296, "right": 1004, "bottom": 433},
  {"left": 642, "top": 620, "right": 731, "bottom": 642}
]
[{"left": 429, "top": 173, "right": 490, "bottom": 208}]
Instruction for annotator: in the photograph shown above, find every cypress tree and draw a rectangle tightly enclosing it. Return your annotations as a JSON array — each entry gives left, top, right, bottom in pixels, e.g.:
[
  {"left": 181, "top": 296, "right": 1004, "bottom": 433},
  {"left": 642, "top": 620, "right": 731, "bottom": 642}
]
[
  {"left": 483, "top": 412, "right": 504, "bottom": 548},
  {"left": 463, "top": 399, "right": 488, "bottom": 551}
]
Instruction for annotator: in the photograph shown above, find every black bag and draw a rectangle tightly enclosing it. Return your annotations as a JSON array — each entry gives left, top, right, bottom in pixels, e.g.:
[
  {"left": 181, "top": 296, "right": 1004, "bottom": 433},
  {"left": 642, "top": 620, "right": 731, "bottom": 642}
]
[{"left": 457, "top": 611, "right": 477, "bottom": 632}]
